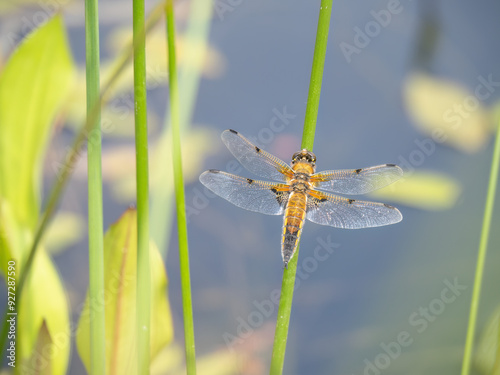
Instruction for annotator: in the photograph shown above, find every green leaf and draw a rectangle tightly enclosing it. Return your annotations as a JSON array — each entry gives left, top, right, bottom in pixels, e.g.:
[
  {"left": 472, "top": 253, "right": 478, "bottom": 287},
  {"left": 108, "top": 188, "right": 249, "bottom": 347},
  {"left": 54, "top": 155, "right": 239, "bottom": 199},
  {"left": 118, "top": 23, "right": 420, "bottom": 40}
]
[
  {"left": 17, "top": 250, "right": 70, "bottom": 375},
  {"left": 0, "top": 199, "right": 31, "bottom": 276},
  {"left": 0, "top": 15, "right": 75, "bottom": 233},
  {"left": 76, "top": 209, "right": 174, "bottom": 375}
]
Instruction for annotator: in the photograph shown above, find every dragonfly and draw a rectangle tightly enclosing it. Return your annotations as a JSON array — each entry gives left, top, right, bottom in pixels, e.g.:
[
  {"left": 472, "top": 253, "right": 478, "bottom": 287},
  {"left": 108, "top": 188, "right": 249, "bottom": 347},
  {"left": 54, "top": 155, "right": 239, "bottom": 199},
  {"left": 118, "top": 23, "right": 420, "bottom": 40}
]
[{"left": 199, "top": 129, "right": 403, "bottom": 268}]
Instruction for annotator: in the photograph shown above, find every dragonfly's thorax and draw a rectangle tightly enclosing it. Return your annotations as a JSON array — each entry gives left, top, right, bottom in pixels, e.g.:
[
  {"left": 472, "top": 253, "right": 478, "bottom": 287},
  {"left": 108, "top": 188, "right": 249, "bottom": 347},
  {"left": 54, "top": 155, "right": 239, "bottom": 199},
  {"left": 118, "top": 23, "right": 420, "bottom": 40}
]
[{"left": 289, "top": 172, "right": 312, "bottom": 193}]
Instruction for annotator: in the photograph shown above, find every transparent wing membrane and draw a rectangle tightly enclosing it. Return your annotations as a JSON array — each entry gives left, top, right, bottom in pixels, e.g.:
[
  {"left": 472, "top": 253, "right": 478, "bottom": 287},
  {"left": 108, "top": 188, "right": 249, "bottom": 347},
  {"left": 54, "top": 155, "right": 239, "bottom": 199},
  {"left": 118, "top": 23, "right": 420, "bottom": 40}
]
[
  {"left": 306, "top": 190, "right": 402, "bottom": 229},
  {"left": 199, "top": 170, "right": 289, "bottom": 215},
  {"left": 221, "top": 129, "right": 294, "bottom": 182},
  {"left": 311, "top": 164, "right": 403, "bottom": 195}
]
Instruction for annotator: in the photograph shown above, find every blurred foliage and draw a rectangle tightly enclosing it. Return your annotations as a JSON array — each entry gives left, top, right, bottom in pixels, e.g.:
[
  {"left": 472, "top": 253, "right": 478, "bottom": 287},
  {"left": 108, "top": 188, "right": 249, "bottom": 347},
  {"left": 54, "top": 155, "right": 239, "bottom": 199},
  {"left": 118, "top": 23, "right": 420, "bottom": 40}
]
[
  {"left": 0, "top": 15, "right": 74, "bottom": 375},
  {"left": 0, "top": 15, "right": 74, "bottom": 234},
  {"left": 69, "top": 127, "right": 218, "bottom": 202},
  {"left": 151, "top": 344, "right": 244, "bottom": 375},
  {"left": 0, "top": 0, "right": 68, "bottom": 12},
  {"left": 475, "top": 306, "right": 500, "bottom": 374},
  {"left": 28, "top": 321, "right": 53, "bottom": 375},
  {"left": 63, "top": 25, "right": 225, "bottom": 137},
  {"left": 18, "top": 250, "right": 70, "bottom": 375},
  {"left": 43, "top": 211, "right": 85, "bottom": 254},
  {"left": 76, "top": 209, "right": 174, "bottom": 375},
  {"left": 403, "top": 72, "right": 495, "bottom": 153},
  {"left": 369, "top": 171, "right": 461, "bottom": 210}
]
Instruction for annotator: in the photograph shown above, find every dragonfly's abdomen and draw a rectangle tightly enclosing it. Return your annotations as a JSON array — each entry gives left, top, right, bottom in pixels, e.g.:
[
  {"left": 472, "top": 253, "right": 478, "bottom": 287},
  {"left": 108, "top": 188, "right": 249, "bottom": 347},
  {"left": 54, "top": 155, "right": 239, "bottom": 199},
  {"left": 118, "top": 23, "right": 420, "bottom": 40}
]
[{"left": 282, "top": 192, "right": 307, "bottom": 267}]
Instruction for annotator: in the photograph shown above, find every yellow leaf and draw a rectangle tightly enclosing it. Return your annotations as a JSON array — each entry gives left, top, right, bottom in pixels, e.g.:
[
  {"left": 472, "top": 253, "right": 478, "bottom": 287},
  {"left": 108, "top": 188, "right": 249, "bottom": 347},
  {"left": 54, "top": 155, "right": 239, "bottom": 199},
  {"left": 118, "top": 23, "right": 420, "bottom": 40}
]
[
  {"left": 369, "top": 171, "right": 461, "bottom": 210},
  {"left": 17, "top": 250, "right": 71, "bottom": 375},
  {"left": 195, "top": 348, "right": 243, "bottom": 375},
  {"left": 26, "top": 321, "right": 53, "bottom": 375},
  {"left": 76, "top": 209, "right": 174, "bottom": 375},
  {"left": 403, "top": 72, "right": 492, "bottom": 153},
  {"left": 150, "top": 344, "right": 184, "bottom": 374}
]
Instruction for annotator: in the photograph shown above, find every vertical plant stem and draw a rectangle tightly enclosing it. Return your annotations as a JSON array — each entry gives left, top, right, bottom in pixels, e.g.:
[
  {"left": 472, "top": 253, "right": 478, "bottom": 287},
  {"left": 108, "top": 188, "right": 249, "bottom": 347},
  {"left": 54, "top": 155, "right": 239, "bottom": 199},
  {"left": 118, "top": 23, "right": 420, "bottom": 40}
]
[
  {"left": 133, "top": 0, "right": 151, "bottom": 372},
  {"left": 301, "top": 0, "right": 332, "bottom": 150},
  {"left": 85, "top": 0, "right": 106, "bottom": 372},
  {"left": 461, "top": 125, "right": 500, "bottom": 375},
  {"left": 150, "top": 0, "right": 214, "bottom": 256},
  {"left": 166, "top": 0, "right": 197, "bottom": 373},
  {"left": 270, "top": 1, "right": 332, "bottom": 374},
  {"left": 0, "top": 3, "right": 164, "bottom": 353}
]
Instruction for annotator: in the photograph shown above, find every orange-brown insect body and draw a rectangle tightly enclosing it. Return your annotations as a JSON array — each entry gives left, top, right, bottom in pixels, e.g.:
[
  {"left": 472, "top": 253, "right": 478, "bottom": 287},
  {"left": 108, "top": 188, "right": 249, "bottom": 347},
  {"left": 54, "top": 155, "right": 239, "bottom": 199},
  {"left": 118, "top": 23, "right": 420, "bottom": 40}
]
[{"left": 282, "top": 149, "right": 316, "bottom": 267}]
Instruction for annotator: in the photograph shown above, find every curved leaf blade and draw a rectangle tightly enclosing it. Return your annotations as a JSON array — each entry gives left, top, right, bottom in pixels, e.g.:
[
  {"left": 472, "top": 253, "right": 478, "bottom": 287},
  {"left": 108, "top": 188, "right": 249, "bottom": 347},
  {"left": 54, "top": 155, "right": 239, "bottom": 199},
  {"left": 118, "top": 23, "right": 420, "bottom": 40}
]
[{"left": 76, "top": 209, "right": 174, "bottom": 375}]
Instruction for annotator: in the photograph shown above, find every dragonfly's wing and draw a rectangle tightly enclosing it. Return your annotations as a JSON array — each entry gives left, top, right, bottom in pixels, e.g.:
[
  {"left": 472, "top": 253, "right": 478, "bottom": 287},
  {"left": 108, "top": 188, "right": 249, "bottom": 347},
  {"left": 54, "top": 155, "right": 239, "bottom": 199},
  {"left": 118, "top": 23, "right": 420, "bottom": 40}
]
[
  {"left": 221, "top": 129, "right": 294, "bottom": 182},
  {"left": 200, "top": 170, "right": 290, "bottom": 215},
  {"left": 310, "top": 164, "right": 403, "bottom": 195},
  {"left": 306, "top": 190, "right": 402, "bottom": 229}
]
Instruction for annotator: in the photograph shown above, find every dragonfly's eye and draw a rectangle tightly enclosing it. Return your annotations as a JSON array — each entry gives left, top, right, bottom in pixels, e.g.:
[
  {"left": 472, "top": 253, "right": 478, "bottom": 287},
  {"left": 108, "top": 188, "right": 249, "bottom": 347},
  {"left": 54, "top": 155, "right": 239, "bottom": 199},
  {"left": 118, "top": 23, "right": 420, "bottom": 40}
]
[{"left": 305, "top": 151, "right": 316, "bottom": 165}]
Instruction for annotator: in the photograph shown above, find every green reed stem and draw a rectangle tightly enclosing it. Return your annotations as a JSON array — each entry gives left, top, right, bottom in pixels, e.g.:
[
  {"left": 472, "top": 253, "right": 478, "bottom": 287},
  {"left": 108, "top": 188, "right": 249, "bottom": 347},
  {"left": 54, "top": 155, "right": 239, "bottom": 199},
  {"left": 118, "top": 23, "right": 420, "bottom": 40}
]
[
  {"left": 301, "top": 1, "right": 332, "bottom": 150},
  {"left": 461, "top": 122, "right": 500, "bottom": 374},
  {"left": 85, "top": 0, "right": 106, "bottom": 372},
  {"left": 166, "top": 0, "right": 197, "bottom": 372},
  {"left": 0, "top": 3, "right": 165, "bottom": 354},
  {"left": 133, "top": 0, "right": 151, "bottom": 372},
  {"left": 270, "top": 1, "right": 332, "bottom": 374},
  {"left": 150, "top": 0, "right": 213, "bottom": 256}
]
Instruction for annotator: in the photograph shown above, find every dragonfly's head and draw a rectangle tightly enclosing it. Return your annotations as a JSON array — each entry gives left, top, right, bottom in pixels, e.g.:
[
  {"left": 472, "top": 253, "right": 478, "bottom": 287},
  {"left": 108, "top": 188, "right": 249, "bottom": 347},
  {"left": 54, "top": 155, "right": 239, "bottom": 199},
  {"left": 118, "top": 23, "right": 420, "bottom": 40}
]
[{"left": 291, "top": 149, "right": 316, "bottom": 169}]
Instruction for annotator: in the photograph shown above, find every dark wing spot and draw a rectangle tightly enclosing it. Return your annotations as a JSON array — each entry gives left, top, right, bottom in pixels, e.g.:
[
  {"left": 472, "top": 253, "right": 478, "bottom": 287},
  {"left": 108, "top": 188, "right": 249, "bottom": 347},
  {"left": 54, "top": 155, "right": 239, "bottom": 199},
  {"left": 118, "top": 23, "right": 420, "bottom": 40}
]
[
  {"left": 348, "top": 199, "right": 355, "bottom": 204},
  {"left": 208, "top": 169, "right": 220, "bottom": 173},
  {"left": 355, "top": 168, "right": 362, "bottom": 174},
  {"left": 246, "top": 178, "right": 254, "bottom": 184},
  {"left": 271, "top": 188, "right": 288, "bottom": 206},
  {"left": 229, "top": 129, "right": 238, "bottom": 134},
  {"left": 309, "top": 196, "right": 327, "bottom": 209},
  {"left": 384, "top": 203, "right": 394, "bottom": 208},
  {"left": 255, "top": 146, "right": 261, "bottom": 153},
  {"left": 386, "top": 163, "right": 396, "bottom": 167}
]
